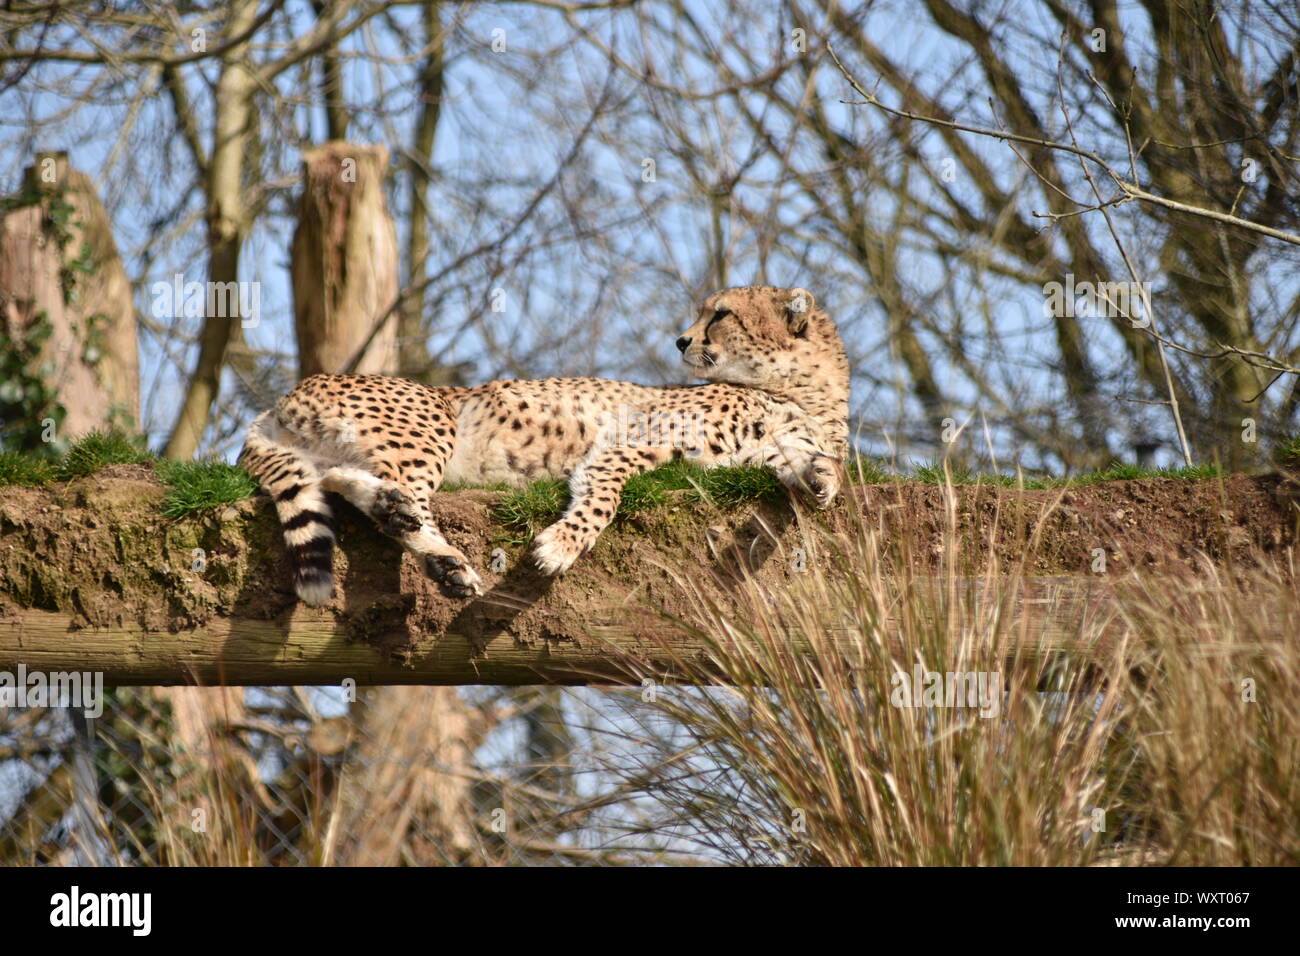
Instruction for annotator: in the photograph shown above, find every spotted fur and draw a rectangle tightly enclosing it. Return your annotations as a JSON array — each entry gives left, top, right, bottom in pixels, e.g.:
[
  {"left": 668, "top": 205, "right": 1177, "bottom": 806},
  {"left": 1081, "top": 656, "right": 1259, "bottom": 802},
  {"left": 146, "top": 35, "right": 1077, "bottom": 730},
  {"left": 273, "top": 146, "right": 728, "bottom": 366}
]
[{"left": 239, "top": 285, "right": 850, "bottom": 605}]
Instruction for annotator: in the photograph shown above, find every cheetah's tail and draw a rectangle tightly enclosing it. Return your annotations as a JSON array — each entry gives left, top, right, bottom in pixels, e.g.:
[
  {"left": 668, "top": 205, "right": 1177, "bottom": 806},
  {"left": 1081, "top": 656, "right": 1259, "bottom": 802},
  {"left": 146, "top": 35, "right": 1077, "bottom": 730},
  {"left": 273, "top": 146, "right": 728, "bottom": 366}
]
[{"left": 239, "top": 411, "right": 337, "bottom": 606}]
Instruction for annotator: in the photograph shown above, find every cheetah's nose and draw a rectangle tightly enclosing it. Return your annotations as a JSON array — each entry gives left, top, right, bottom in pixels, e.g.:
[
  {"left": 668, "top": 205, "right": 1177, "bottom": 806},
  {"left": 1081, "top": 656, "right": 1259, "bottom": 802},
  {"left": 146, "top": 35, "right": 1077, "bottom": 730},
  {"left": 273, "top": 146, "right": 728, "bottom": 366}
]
[{"left": 676, "top": 336, "right": 691, "bottom": 353}]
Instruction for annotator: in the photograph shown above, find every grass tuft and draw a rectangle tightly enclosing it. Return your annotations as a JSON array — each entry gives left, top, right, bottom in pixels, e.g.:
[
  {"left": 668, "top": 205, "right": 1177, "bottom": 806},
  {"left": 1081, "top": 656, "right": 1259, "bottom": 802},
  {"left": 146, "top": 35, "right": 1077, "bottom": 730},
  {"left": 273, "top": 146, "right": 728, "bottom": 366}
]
[
  {"left": 847, "top": 456, "right": 891, "bottom": 484},
  {"left": 621, "top": 458, "right": 784, "bottom": 511},
  {"left": 156, "top": 460, "right": 260, "bottom": 518},
  {"left": 618, "top": 458, "right": 699, "bottom": 511},
  {"left": 1277, "top": 435, "right": 1300, "bottom": 469},
  {"left": 494, "top": 459, "right": 787, "bottom": 540},
  {"left": 55, "top": 428, "right": 153, "bottom": 480},
  {"left": 0, "top": 432, "right": 261, "bottom": 518},
  {"left": 913, "top": 461, "right": 975, "bottom": 484},
  {"left": 493, "top": 478, "right": 568, "bottom": 538},
  {"left": 691, "top": 463, "right": 785, "bottom": 508}
]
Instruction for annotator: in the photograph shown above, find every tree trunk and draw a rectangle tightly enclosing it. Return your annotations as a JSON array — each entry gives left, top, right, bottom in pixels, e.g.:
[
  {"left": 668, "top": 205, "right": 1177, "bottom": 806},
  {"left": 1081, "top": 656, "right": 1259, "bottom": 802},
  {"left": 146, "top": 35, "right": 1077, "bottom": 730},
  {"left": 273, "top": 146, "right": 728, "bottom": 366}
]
[
  {"left": 399, "top": 1, "right": 446, "bottom": 382},
  {"left": 288, "top": 143, "right": 472, "bottom": 862},
  {"left": 329, "top": 685, "right": 481, "bottom": 865},
  {"left": 0, "top": 151, "right": 139, "bottom": 447},
  {"left": 290, "top": 142, "right": 399, "bottom": 378},
  {"left": 162, "top": 0, "right": 260, "bottom": 461}
]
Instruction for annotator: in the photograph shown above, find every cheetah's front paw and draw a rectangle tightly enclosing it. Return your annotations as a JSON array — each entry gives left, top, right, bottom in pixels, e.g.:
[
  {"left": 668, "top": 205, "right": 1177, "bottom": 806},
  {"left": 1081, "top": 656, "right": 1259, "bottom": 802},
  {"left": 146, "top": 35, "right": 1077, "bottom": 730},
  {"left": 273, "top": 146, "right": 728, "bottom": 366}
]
[
  {"left": 424, "top": 551, "right": 485, "bottom": 598},
  {"left": 531, "top": 523, "right": 585, "bottom": 576},
  {"left": 370, "top": 485, "right": 423, "bottom": 536},
  {"left": 806, "top": 457, "right": 844, "bottom": 509}
]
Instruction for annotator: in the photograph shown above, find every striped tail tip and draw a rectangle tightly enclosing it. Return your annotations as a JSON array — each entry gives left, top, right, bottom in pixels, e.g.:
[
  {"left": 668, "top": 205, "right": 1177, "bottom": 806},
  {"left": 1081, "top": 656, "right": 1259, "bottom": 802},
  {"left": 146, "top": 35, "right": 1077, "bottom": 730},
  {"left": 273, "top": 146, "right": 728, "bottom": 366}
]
[
  {"left": 288, "top": 529, "right": 336, "bottom": 607},
  {"left": 294, "top": 567, "right": 334, "bottom": 607}
]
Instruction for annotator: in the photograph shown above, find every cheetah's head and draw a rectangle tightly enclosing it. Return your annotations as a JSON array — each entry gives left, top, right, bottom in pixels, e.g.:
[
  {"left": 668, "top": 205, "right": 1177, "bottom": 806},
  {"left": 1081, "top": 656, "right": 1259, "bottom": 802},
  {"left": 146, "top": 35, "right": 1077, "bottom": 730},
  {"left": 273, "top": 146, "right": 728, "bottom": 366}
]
[{"left": 676, "top": 285, "right": 837, "bottom": 388}]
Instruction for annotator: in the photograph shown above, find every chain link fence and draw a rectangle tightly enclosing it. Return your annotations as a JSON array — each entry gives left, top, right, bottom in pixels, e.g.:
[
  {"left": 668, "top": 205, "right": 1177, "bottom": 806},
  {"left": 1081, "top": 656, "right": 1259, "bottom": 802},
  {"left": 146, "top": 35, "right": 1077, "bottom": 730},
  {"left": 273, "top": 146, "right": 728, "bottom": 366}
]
[{"left": 1, "top": 684, "right": 728, "bottom": 867}]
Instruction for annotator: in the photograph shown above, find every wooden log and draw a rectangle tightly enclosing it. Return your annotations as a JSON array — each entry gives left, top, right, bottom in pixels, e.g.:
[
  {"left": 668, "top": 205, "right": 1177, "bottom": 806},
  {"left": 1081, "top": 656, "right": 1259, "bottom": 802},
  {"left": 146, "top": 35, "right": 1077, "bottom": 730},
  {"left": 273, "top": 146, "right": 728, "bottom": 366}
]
[{"left": 0, "top": 577, "right": 1120, "bottom": 686}]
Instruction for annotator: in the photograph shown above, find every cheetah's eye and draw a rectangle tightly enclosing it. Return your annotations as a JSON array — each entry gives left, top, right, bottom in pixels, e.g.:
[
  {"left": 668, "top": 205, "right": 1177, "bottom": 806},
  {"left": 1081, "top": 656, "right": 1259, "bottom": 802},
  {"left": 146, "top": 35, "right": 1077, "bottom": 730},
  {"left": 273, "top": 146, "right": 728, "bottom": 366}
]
[
  {"left": 703, "top": 308, "right": 731, "bottom": 344},
  {"left": 705, "top": 308, "right": 732, "bottom": 332}
]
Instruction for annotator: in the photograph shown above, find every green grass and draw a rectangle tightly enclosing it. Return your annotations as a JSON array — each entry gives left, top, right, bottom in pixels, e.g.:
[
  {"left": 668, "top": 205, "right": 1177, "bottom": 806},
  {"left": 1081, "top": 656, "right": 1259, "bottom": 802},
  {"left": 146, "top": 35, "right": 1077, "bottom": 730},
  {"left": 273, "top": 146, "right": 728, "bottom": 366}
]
[
  {"left": 54, "top": 428, "right": 152, "bottom": 479},
  {"left": 1277, "top": 435, "right": 1300, "bottom": 468},
  {"left": 693, "top": 463, "right": 786, "bottom": 508},
  {"left": 492, "top": 459, "right": 787, "bottom": 537},
  {"left": 847, "top": 456, "right": 891, "bottom": 484},
  {"left": 622, "top": 458, "right": 785, "bottom": 511},
  {"left": 912, "top": 461, "right": 976, "bottom": 485},
  {"left": 0, "top": 430, "right": 258, "bottom": 518},
  {"left": 884, "top": 458, "right": 1224, "bottom": 489},
  {"left": 0, "top": 429, "right": 1262, "bottom": 531},
  {"left": 492, "top": 477, "right": 569, "bottom": 536},
  {"left": 0, "top": 428, "right": 158, "bottom": 485},
  {"left": 1063, "top": 461, "right": 1224, "bottom": 485},
  {"left": 0, "top": 451, "right": 56, "bottom": 487},
  {"left": 155, "top": 459, "right": 260, "bottom": 519},
  {"left": 851, "top": 456, "right": 1048, "bottom": 487}
]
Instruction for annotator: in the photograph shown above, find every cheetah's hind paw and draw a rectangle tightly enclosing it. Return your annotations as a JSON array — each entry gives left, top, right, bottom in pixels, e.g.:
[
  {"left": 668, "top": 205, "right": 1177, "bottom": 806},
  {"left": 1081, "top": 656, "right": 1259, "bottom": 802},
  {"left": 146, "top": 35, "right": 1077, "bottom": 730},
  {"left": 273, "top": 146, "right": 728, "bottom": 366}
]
[{"left": 424, "top": 552, "right": 485, "bottom": 598}]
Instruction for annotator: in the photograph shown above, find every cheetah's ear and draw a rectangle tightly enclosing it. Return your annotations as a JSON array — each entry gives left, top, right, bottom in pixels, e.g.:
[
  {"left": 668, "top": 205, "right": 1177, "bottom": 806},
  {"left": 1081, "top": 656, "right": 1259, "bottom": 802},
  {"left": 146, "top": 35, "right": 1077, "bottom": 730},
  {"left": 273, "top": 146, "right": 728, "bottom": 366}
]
[{"left": 784, "top": 288, "right": 815, "bottom": 335}]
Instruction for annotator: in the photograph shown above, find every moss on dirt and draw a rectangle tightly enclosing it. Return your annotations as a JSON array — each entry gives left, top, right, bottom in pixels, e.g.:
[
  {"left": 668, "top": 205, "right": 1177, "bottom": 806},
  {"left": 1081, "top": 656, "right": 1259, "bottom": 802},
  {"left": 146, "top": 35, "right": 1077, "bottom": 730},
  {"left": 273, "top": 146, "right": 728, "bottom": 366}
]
[
  {"left": 0, "top": 467, "right": 253, "bottom": 629},
  {"left": 491, "top": 459, "right": 787, "bottom": 543},
  {"left": 489, "top": 456, "right": 1238, "bottom": 540}
]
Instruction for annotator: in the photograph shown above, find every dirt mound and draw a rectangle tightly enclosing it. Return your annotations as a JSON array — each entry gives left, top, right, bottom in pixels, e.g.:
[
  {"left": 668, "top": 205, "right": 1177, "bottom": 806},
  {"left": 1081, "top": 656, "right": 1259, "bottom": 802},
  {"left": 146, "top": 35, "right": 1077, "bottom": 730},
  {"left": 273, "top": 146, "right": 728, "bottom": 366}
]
[
  {"left": 0, "top": 467, "right": 1296, "bottom": 683},
  {"left": 847, "top": 473, "right": 1300, "bottom": 575}
]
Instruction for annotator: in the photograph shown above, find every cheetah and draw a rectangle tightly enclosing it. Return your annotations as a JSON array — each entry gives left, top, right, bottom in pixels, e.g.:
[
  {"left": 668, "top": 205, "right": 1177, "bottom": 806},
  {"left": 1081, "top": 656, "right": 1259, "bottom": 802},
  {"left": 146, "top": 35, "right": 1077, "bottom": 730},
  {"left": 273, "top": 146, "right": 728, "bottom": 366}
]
[{"left": 239, "top": 285, "right": 850, "bottom": 605}]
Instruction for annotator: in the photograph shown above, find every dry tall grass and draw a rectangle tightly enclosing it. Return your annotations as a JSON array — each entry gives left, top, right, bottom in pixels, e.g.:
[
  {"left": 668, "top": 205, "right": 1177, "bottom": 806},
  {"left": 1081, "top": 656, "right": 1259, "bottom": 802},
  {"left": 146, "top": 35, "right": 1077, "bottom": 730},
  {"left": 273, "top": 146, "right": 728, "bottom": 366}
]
[{"left": 605, "top": 481, "right": 1300, "bottom": 865}]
